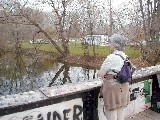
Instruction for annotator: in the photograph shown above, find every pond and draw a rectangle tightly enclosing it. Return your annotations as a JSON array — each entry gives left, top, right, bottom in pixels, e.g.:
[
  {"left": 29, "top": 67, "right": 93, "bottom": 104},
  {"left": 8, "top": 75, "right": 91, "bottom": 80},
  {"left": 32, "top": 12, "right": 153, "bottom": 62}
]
[{"left": 0, "top": 52, "right": 97, "bottom": 97}]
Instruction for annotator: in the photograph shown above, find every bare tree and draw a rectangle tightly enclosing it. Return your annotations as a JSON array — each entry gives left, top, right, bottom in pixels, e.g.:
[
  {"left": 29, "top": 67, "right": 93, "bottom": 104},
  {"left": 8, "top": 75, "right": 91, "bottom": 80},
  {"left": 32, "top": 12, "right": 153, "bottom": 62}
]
[
  {"left": 104, "top": 0, "right": 159, "bottom": 65},
  {"left": 76, "top": 0, "right": 108, "bottom": 57},
  {"left": 139, "top": 0, "right": 160, "bottom": 65},
  {"left": 47, "top": 0, "right": 73, "bottom": 54},
  {"left": 109, "top": 0, "right": 113, "bottom": 36},
  {"left": 0, "top": 0, "right": 65, "bottom": 56}
]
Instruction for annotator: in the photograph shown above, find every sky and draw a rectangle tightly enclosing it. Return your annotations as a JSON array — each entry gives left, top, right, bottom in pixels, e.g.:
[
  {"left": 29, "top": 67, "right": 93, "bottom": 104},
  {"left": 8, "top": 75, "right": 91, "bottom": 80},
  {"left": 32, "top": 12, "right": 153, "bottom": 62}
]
[
  {"left": 104, "top": 0, "right": 130, "bottom": 10},
  {"left": 111, "top": 0, "right": 128, "bottom": 8},
  {"left": 26, "top": 0, "right": 130, "bottom": 12}
]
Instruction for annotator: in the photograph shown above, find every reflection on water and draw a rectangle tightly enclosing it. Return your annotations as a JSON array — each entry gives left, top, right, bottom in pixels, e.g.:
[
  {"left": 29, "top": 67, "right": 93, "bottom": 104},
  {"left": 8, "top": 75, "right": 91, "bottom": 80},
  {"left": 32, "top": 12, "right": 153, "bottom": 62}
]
[{"left": 0, "top": 52, "right": 97, "bottom": 96}]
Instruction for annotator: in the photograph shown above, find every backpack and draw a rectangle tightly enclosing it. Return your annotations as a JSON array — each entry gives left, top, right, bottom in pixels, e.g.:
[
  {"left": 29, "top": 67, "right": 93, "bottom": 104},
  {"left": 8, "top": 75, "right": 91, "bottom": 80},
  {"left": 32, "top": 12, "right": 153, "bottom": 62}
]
[{"left": 113, "top": 54, "right": 135, "bottom": 84}]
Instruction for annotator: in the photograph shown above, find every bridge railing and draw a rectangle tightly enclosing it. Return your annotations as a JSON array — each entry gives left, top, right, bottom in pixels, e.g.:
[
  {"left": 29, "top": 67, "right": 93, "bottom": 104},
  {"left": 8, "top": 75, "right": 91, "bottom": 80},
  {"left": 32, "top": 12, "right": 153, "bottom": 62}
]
[{"left": 0, "top": 65, "right": 160, "bottom": 120}]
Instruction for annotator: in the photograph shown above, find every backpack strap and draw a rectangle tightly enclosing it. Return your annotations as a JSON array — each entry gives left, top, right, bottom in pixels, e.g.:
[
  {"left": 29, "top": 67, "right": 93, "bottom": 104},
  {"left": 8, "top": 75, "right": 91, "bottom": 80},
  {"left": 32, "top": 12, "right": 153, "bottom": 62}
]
[
  {"left": 115, "top": 53, "right": 128, "bottom": 61},
  {"left": 111, "top": 54, "right": 126, "bottom": 74},
  {"left": 111, "top": 54, "right": 127, "bottom": 74},
  {"left": 115, "top": 53, "right": 134, "bottom": 85}
]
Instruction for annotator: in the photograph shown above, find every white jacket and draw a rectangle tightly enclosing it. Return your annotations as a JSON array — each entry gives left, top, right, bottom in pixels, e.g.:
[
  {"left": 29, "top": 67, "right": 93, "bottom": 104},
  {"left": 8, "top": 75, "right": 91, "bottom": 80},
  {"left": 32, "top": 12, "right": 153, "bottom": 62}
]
[{"left": 101, "top": 50, "right": 127, "bottom": 75}]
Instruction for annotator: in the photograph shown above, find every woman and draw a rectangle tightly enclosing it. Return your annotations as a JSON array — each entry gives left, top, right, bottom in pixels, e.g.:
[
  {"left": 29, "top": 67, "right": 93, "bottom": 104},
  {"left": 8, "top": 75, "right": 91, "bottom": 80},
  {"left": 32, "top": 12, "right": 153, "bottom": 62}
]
[{"left": 98, "top": 34, "right": 130, "bottom": 120}]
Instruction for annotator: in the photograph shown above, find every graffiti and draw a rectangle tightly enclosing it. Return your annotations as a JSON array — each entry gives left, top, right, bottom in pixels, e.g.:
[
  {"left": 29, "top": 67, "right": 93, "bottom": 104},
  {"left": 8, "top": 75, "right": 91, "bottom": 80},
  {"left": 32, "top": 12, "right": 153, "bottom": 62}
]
[
  {"left": 7, "top": 105, "right": 83, "bottom": 120},
  {"left": 98, "top": 80, "right": 152, "bottom": 118},
  {"left": 23, "top": 115, "right": 33, "bottom": 120},
  {"left": 1, "top": 99, "right": 83, "bottom": 120},
  {"left": 130, "top": 80, "right": 151, "bottom": 102},
  {"left": 35, "top": 105, "right": 82, "bottom": 120},
  {"left": 124, "top": 79, "right": 152, "bottom": 117},
  {"left": 130, "top": 87, "right": 150, "bottom": 101}
]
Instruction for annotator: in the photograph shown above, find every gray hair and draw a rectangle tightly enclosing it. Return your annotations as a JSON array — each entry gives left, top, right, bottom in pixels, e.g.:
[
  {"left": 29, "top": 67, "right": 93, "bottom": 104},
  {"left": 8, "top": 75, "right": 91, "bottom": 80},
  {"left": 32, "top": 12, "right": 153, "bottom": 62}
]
[{"left": 109, "top": 34, "right": 127, "bottom": 51}]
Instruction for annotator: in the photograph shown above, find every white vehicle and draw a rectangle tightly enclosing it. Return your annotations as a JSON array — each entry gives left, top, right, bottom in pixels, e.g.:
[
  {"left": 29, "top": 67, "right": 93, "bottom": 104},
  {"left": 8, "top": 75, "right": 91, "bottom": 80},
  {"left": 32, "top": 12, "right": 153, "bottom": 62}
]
[
  {"left": 30, "top": 39, "right": 51, "bottom": 44},
  {"left": 83, "top": 35, "right": 109, "bottom": 46}
]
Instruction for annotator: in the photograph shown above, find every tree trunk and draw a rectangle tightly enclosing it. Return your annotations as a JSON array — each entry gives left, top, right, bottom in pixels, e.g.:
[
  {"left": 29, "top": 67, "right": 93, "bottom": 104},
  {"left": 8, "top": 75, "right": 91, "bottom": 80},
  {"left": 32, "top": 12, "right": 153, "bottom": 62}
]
[
  {"left": 62, "top": 39, "right": 70, "bottom": 54},
  {"left": 18, "top": 9, "right": 65, "bottom": 56},
  {"left": 139, "top": 0, "right": 160, "bottom": 65},
  {"left": 109, "top": 0, "right": 113, "bottom": 36}
]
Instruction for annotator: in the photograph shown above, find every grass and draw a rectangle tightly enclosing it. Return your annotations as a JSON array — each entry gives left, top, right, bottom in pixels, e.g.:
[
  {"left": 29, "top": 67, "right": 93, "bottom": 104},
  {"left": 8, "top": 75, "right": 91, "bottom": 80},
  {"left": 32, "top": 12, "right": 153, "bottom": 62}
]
[
  {"left": 21, "top": 42, "right": 58, "bottom": 52},
  {"left": 21, "top": 42, "right": 141, "bottom": 59},
  {"left": 124, "top": 47, "right": 141, "bottom": 59},
  {"left": 68, "top": 43, "right": 111, "bottom": 56}
]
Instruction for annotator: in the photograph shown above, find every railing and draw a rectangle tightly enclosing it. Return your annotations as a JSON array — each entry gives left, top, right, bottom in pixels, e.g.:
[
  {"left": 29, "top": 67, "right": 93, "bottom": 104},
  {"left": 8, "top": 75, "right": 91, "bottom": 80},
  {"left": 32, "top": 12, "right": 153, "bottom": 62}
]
[{"left": 0, "top": 65, "right": 160, "bottom": 120}]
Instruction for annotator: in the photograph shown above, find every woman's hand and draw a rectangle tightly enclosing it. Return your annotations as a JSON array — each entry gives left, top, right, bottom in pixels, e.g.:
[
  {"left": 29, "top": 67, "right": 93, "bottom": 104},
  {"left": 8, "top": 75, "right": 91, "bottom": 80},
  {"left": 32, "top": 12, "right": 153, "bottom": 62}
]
[{"left": 98, "top": 69, "right": 106, "bottom": 80}]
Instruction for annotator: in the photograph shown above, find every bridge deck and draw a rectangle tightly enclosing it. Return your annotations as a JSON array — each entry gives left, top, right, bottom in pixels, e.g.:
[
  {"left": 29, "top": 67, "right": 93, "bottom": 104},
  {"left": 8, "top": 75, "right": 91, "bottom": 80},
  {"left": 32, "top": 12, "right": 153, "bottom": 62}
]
[{"left": 125, "top": 109, "right": 160, "bottom": 120}]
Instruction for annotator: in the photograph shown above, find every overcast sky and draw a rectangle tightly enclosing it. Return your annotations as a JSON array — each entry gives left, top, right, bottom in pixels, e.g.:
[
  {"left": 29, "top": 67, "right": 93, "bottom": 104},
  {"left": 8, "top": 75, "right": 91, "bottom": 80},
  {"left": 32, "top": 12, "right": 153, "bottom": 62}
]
[
  {"left": 27, "top": 0, "right": 129, "bottom": 12},
  {"left": 112, "top": 0, "right": 127, "bottom": 9}
]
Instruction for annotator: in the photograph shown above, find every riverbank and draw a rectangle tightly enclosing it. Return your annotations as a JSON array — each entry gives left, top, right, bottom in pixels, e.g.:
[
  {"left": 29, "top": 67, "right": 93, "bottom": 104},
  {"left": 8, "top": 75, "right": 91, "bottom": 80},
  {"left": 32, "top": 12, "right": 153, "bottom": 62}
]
[
  {"left": 1, "top": 44, "right": 150, "bottom": 69},
  {"left": 20, "top": 42, "right": 150, "bottom": 68},
  {"left": 62, "top": 54, "right": 150, "bottom": 69}
]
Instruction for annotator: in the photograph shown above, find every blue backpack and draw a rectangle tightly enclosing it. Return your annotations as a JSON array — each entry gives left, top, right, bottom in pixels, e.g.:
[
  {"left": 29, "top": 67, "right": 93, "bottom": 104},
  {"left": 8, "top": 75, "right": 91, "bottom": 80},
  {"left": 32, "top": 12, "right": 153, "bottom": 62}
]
[{"left": 114, "top": 54, "right": 135, "bottom": 84}]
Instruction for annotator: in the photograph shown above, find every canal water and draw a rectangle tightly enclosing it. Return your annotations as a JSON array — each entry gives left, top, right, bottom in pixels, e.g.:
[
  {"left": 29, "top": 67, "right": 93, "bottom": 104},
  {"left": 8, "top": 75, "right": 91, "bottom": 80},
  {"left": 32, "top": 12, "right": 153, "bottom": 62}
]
[{"left": 0, "top": 52, "right": 97, "bottom": 97}]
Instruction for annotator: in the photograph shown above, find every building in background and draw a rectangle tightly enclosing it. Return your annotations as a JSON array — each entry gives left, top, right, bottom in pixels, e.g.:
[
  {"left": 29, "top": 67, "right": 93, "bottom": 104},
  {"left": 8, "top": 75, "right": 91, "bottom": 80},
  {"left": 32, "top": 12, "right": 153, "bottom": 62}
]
[{"left": 82, "top": 35, "right": 109, "bottom": 46}]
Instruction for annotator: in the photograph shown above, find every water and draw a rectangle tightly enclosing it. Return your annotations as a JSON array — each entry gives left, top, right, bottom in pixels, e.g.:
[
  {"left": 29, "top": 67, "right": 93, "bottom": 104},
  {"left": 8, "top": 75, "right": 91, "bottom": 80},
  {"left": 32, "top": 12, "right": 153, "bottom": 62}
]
[{"left": 0, "top": 52, "right": 97, "bottom": 97}]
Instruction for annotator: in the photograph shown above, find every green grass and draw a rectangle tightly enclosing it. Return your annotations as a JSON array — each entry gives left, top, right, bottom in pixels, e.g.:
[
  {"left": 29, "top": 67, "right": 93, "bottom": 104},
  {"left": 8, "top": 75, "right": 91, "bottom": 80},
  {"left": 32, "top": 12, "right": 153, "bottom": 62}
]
[
  {"left": 69, "top": 43, "right": 141, "bottom": 58},
  {"left": 21, "top": 42, "right": 141, "bottom": 59},
  {"left": 21, "top": 42, "right": 58, "bottom": 52},
  {"left": 69, "top": 43, "right": 111, "bottom": 56},
  {"left": 124, "top": 47, "right": 141, "bottom": 59}
]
